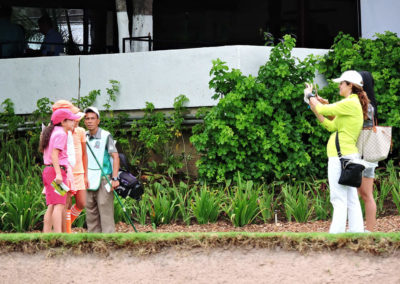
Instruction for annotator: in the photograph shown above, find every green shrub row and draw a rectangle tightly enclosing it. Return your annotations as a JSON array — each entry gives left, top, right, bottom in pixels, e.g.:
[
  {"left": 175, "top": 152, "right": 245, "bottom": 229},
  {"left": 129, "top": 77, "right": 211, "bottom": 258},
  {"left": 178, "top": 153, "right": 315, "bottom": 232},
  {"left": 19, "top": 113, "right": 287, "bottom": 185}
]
[
  {"left": 191, "top": 35, "right": 323, "bottom": 183},
  {"left": 318, "top": 31, "right": 400, "bottom": 156},
  {"left": 191, "top": 32, "right": 400, "bottom": 183},
  {"left": 0, "top": 81, "right": 191, "bottom": 181},
  {"left": 109, "top": 163, "right": 400, "bottom": 227},
  {"left": 1, "top": 139, "right": 400, "bottom": 232}
]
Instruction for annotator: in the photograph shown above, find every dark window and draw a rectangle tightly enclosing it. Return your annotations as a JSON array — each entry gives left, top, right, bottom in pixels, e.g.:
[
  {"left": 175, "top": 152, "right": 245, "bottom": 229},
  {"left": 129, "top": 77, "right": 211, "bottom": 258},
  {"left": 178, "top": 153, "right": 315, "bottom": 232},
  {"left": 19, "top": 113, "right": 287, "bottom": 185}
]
[{"left": 153, "top": 0, "right": 360, "bottom": 50}]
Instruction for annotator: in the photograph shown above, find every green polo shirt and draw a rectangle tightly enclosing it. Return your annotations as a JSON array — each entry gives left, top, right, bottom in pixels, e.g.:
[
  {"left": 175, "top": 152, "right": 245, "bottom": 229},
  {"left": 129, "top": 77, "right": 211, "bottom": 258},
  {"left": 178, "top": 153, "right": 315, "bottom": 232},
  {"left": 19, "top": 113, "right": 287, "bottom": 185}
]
[{"left": 315, "top": 94, "right": 363, "bottom": 158}]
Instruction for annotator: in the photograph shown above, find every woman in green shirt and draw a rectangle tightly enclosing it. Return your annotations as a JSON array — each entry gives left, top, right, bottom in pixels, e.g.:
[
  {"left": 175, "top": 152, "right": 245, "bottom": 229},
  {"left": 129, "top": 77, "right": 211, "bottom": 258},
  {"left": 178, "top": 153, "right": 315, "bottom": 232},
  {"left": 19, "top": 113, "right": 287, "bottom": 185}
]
[{"left": 304, "top": 70, "right": 370, "bottom": 233}]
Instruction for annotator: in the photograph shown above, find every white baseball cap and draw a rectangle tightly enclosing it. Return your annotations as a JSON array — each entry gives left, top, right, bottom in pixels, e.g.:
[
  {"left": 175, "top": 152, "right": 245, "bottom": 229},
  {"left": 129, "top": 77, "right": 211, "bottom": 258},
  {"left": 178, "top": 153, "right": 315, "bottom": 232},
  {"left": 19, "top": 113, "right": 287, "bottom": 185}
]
[
  {"left": 84, "top": 106, "right": 100, "bottom": 118},
  {"left": 332, "top": 70, "right": 363, "bottom": 87}
]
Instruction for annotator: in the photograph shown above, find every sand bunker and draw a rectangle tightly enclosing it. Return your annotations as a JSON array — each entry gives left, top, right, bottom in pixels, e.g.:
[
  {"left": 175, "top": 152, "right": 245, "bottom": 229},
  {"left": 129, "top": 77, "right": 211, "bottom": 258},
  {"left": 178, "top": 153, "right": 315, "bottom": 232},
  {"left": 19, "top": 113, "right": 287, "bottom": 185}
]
[{"left": 1, "top": 248, "right": 399, "bottom": 283}]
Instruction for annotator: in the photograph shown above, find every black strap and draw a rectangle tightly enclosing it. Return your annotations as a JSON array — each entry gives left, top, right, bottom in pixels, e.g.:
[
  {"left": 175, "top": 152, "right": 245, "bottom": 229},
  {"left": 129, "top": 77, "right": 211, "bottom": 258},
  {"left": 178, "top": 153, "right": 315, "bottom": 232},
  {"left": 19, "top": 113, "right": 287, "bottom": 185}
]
[
  {"left": 335, "top": 132, "right": 342, "bottom": 158},
  {"left": 118, "top": 152, "right": 131, "bottom": 172}
]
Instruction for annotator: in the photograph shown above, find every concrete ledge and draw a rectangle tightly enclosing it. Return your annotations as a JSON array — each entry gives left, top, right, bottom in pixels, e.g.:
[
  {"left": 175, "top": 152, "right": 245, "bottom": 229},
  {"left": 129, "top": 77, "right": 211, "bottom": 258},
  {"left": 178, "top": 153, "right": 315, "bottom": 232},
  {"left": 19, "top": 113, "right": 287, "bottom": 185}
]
[
  {"left": 0, "top": 56, "right": 79, "bottom": 114},
  {"left": 0, "top": 46, "right": 329, "bottom": 114}
]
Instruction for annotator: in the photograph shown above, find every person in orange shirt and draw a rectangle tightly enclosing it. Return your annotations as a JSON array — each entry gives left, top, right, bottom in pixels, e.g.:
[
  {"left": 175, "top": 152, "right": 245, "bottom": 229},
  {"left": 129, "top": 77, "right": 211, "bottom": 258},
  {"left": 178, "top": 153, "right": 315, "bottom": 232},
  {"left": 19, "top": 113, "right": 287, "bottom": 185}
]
[{"left": 52, "top": 100, "right": 88, "bottom": 233}]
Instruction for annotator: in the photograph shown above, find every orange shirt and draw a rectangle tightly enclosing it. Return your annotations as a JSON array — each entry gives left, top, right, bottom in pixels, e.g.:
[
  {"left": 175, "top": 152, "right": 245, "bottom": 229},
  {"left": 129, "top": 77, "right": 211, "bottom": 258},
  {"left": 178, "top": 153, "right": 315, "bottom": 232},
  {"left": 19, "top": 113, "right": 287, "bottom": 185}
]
[{"left": 72, "top": 127, "right": 86, "bottom": 174}]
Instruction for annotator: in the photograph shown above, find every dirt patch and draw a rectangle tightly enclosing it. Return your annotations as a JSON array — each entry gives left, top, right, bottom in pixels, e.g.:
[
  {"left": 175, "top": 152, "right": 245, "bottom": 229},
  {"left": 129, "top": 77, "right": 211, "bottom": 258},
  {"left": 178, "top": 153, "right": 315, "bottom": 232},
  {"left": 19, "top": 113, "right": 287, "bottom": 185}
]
[
  {"left": 112, "top": 215, "right": 400, "bottom": 233},
  {"left": 1, "top": 248, "right": 399, "bottom": 283}
]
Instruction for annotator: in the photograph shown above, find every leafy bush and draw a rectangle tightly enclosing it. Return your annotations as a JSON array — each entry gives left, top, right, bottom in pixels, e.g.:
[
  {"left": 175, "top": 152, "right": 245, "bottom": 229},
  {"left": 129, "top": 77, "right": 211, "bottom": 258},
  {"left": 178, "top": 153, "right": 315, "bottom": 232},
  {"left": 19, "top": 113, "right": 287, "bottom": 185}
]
[
  {"left": 191, "top": 35, "right": 328, "bottom": 183},
  {"left": 131, "top": 95, "right": 190, "bottom": 177},
  {"left": 0, "top": 99, "right": 24, "bottom": 140},
  {"left": 318, "top": 31, "right": 400, "bottom": 156},
  {"left": 192, "top": 32, "right": 400, "bottom": 184}
]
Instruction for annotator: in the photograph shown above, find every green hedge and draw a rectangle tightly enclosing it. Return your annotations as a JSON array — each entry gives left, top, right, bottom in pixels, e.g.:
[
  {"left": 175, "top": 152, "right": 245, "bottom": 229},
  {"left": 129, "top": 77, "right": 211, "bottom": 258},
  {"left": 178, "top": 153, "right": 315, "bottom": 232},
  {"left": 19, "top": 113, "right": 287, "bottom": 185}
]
[
  {"left": 191, "top": 32, "right": 400, "bottom": 183},
  {"left": 1, "top": 138, "right": 400, "bottom": 232},
  {"left": 318, "top": 31, "right": 400, "bottom": 156}
]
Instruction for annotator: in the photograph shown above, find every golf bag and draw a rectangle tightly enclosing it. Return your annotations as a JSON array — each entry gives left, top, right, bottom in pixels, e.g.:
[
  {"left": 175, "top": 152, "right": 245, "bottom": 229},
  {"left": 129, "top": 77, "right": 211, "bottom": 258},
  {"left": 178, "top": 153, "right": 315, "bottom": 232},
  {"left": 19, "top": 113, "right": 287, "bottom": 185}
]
[
  {"left": 115, "top": 153, "right": 144, "bottom": 200},
  {"left": 115, "top": 170, "right": 144, "bottom": 200}
]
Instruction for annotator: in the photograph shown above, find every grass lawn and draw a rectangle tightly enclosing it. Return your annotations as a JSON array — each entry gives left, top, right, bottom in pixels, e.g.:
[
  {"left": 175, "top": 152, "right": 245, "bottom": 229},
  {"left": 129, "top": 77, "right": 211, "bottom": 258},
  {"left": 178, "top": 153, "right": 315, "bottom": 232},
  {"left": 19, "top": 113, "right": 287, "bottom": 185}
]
[{"left": 1, "top": 232, "right": 400, "bottom": 255}]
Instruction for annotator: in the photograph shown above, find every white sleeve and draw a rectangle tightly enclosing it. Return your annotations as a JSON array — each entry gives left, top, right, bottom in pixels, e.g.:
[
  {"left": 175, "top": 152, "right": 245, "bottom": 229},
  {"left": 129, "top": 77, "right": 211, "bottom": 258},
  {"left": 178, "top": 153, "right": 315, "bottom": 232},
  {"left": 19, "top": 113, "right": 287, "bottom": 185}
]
[{"left": 67, "top": 131, "right": 76, "bottom": 168}]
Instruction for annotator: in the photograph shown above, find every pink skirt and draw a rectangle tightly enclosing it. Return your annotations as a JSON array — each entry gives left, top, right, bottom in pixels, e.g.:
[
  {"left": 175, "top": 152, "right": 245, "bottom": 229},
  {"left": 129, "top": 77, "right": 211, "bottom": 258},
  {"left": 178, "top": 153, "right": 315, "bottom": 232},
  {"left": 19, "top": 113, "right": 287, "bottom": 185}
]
[{"left": 42, "top": 166, "right": 68, "bottom": 205}]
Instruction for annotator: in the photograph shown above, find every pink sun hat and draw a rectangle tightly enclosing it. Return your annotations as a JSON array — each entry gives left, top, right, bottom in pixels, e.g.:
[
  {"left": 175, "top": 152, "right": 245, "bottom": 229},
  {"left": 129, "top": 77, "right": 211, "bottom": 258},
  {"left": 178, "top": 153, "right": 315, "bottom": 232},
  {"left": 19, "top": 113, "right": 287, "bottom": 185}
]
[{"left": 51, "top": 109, "right": 80, "bottom": 125}]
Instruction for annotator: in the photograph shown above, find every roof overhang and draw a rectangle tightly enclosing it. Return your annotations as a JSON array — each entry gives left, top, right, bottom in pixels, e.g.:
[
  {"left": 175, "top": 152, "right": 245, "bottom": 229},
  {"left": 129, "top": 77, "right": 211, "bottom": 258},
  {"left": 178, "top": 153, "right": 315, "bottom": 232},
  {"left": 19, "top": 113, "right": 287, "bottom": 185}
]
[{"left": 1, "top": 0, "right": 114, "bottom": 9}]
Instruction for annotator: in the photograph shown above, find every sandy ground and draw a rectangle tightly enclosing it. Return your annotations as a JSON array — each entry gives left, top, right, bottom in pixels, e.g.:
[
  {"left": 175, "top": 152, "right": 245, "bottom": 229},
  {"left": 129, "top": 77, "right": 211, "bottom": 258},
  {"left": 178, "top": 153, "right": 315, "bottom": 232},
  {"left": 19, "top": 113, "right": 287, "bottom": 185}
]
[{"left": 1, "top": 248, "right": 400, "bottom": 284}]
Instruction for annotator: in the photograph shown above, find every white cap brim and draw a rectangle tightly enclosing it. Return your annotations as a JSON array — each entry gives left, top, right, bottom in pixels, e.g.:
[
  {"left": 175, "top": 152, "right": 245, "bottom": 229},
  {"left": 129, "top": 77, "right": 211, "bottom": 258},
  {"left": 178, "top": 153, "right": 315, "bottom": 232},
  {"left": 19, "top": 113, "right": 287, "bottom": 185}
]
[
  {"left": 330, "top": 70, "right": 363, "bottom": 87},
  {"left": 76, "top": 112, "right": 85, "bottom": 120},
  {"left": 84, "top": 107, "right": 100, "bottom": 118}
]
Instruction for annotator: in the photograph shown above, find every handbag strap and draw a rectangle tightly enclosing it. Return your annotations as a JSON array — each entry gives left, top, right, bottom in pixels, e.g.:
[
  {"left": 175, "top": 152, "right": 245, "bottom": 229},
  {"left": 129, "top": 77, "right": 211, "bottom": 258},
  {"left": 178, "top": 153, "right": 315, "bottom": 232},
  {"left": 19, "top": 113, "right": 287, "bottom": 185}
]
[
  {"left": 372, "top": 108, "right": 377, "bottom": 132},
  {"left": 335, "top": 132, "right": 343, "bottom": 158}
]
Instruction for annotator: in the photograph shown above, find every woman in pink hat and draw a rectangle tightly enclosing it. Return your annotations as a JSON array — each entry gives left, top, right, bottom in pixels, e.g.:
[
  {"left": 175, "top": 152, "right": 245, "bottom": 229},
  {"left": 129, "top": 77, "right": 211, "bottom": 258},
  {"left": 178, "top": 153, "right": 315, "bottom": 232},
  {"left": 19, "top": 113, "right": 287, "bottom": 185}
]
[
  {"left": 52, "top": 100, "right": 88, "bottom": 233},
  {"left": 39, "top": 108, "right": 80, "bottom": 233}
]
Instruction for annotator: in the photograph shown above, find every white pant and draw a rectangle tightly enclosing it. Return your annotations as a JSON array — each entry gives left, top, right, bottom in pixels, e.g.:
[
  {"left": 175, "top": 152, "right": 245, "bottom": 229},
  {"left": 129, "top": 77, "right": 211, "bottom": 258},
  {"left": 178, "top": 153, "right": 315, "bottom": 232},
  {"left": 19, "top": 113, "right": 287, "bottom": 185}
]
[{"left": 328, "top": 154, "right": 364, "bottom": 233}]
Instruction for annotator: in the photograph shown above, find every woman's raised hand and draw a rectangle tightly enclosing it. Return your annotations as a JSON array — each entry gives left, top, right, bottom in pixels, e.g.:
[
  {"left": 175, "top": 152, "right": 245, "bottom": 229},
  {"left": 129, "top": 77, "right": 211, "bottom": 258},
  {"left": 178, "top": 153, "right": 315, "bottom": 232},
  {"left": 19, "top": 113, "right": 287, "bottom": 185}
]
[
  {"left": 303, "top": 83, "right": 313, "bottom": 104},
  {"left": 304, "top": 83, "right": 313, "bottom": 96}
]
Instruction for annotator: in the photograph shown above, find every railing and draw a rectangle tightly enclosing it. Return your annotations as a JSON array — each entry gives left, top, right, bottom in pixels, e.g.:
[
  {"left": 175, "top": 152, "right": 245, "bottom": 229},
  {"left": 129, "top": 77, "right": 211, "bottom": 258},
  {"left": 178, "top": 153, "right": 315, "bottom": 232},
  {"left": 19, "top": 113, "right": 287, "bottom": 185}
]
[
  {"left": 0, "top": 40, "right": 115, "bottom": 58},
  {"left": 122, "top": 36, "right": 153, "bottom": 53},
  {"left": 0, "top": 114, "right": 203, "bottom": 133}
]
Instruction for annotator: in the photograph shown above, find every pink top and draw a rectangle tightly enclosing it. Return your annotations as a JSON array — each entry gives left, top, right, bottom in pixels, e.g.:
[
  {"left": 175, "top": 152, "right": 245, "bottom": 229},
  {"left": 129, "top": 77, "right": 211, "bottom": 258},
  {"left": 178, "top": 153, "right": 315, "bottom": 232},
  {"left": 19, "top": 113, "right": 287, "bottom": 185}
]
[{"left": 43, "top": 126, "right": 69, "bottom": 166}]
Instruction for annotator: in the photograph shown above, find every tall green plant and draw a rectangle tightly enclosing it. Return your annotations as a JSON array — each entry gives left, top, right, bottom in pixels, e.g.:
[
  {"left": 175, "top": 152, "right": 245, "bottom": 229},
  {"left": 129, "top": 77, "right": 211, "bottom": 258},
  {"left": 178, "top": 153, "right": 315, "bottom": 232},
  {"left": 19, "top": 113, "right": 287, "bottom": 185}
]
[
  {"left": 310, "top": 179, "right": 331, "bottom": 221},
  {"left": 173, "top": 182, "right": 194, "bottom": 225},
  {"left": 113, "top": 197, "right": 135, "bottom": 224},
  {"left": 376, "top": 177, "right": 393, "bottom": 215},
  {"left": 192, "top": 185, "right": 220, "bottom": 224},
  {"left": 258, "top": 184, "right": 279, "bottom": 223},
  {"left": 149, "top": 192, "right": 177, "bottom": 226},
  {"left": 0, "top": 162, "right": 45, "bottom": 232},
  {"left": 282, "top": 183, "right": 314, "bottom": 223},
  {"left": 131, "top": 194, "right": 150, "bottom": 225},
  {"left": 385, "top": 160, "right": 400, "bottom": 215},
  {"left": 224, "top": 176, "right": 260, "bottom": 227}
]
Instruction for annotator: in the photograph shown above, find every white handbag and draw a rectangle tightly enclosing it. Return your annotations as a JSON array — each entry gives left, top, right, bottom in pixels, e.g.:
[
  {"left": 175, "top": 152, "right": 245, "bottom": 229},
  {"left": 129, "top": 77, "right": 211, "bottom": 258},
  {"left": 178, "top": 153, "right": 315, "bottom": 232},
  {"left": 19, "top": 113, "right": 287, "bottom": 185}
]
[{"left": 356, "top": 120, "right": 392, "bottom": 162}]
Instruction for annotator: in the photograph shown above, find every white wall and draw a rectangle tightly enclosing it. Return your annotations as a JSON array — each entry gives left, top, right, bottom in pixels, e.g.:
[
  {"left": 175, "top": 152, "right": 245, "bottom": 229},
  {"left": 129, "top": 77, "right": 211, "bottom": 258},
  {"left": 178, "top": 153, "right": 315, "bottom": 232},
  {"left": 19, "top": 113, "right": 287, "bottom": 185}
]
[
  {"left": 0, "top": 56, "right": 80, "bottom": 114},
  {"left": 361, "top": 0, "right": 400, "bottom": 38},
  {"left": 0, "top": 46, "right": 328, "bottom": 114}
]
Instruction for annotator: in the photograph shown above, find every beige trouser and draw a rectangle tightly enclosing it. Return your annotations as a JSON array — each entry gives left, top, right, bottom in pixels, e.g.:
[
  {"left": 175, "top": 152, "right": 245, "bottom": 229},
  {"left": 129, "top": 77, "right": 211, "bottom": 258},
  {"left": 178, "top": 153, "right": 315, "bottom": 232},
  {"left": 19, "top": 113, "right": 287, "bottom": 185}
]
[{"left": 86, "top": 176, "right": 115, "bottom": 233}]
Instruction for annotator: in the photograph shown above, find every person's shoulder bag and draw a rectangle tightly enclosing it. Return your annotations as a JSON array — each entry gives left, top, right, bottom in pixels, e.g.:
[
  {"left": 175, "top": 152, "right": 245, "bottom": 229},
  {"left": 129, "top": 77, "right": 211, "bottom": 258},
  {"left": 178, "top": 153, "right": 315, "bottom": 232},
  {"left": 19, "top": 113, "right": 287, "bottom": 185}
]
[
  {"left": 356, "top": 118, "right": 392, "bottom": 162},
  {"left": 336, "top": 132, "right": 365, "bottom": 188}
]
